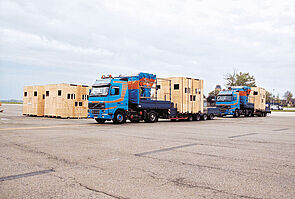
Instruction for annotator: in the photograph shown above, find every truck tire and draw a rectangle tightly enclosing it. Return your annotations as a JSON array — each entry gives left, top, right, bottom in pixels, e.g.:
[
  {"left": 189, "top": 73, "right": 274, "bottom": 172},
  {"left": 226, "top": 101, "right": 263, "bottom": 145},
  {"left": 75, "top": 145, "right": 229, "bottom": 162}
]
[
  {"left": 187, "top": 115, "right": 193, "bottom": 121},
  {"left": 113, "top": 110, "right": 126, "bottom": 124},
  {"left": 245, "top": 109, "right": 249, "bottom": 117},
  {"left": 194, "top": 114, "right": 201, "bottom": 121},
  {"left": 247, "top": 110, "right": 253, "bottom": 117},
  {"left": 95, "top": 118, "right": 106, "bottom": 124},
  {"left": 144, "top": 110, "right": 158, "bottom": 123},
  {"left": 208, "top": 114, "right": 214, "bottom": 120},
  {"left": 233, "top": 109, "right": 240, "bottom": 118},
  {"left": 202, "top": 114, "right": 208, "bottom": 121}
]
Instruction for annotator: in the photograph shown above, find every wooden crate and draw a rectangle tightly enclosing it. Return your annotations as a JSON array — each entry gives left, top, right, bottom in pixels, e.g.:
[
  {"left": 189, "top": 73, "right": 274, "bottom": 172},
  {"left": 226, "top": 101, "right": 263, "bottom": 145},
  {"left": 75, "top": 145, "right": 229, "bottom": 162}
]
[
  {"left": 44, "top": 84, "right": 90, "bottom": 118},
  {"left": 22, "top": 86, "right": 45, "bottom": 116},
  {"left": 157, "top": 77, "right": 204, "bottom": 113},
  {"left": 249, "top": 87, "right": 266, "bottom": 111}
]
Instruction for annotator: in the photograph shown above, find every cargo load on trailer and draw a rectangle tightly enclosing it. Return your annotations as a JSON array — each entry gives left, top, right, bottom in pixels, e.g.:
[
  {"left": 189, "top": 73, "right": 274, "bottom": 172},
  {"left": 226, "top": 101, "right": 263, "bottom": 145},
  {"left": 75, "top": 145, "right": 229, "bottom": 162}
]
[
  {"left": 157, "top": 77, "right": 203, "bottom": 114},
  {"left": 249, "top": 87, "right": 266, "bottom": 112}
]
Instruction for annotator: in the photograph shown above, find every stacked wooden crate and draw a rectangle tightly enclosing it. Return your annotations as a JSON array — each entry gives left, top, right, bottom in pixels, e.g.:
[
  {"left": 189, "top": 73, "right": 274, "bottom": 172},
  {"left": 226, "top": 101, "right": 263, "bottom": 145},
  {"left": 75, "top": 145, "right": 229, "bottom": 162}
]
[
  {"left": 249, "top": 87, "right": 266, "bottom": 111},
  {"left": 44, "top": 84, "right": 90, "bottom": 118},
  {"left": 22, "top": 85, "right": 45, "bottom": 116},
  {"left": 23, "top": 84, "right": 91, "bottom": 118},
  {"left": 157, "top": 77, "right": 204, "bottom": 113}
]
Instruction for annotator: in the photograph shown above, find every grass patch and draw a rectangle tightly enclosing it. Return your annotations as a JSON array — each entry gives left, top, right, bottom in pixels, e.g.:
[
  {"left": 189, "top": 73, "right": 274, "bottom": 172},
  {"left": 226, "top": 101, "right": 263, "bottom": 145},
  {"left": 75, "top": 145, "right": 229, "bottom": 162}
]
[{"left": 272, "top": 110, "right": 295, "bottom": 112}]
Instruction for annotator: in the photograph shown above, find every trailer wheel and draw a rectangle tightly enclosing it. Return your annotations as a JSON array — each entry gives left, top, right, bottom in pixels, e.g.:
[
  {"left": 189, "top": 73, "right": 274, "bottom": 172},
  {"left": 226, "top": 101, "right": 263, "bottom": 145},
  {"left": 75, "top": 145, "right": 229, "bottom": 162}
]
[
  {"left": 113, "top": 110, "right": 126, "bottom": 124},
  {"left": 95, "top": 118, "right": 106, "bottom": 124},
  {"left": 245, "top": 109, "right": 249, "bottom": 117},
  {"left": 202, "top": 114, "right": 208, "bottom": 121},
  {"left": 233, "top": 109, "right": 240, "bottom": 118},
  {"left": 247, "top": 110, "right": 253, "bottom": 117},
  {"left": 187, "top": 115, "right": 193, "bottom": 121},
  {"left": 208, "top": 114, "right": 214, "bottom": 120},
  {"left": 145, "top": 110, "right": 158, "bottom": 123},
  {"left": 194, "top": 114, "right": 201, "bottom": 121}
]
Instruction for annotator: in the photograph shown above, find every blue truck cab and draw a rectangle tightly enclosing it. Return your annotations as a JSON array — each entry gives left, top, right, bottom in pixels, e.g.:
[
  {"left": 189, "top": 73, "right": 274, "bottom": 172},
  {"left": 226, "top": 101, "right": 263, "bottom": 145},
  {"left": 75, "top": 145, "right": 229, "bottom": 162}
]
[
  {"left": 216, "top": 86, "right": 254, "bottom": 117},
  {"left": 88, "top": 76, "right": 129, "bottom": 123}
]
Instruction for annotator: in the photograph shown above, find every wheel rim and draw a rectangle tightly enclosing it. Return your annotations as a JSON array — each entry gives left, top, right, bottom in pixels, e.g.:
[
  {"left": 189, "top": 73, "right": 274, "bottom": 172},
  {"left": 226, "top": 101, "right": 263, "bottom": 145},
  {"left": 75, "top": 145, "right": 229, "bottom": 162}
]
[
  {"left": 204, "top": 115, "right": 207, "bottom": 120},
  {"left": 117, "top": 114, "right": 123, "bottom": 122},
  {"left": 197, "top": 115, "right": 200, "bottom": 120},
  {"left": 150, "top": 113, "right": 156, "bottom": 121}
]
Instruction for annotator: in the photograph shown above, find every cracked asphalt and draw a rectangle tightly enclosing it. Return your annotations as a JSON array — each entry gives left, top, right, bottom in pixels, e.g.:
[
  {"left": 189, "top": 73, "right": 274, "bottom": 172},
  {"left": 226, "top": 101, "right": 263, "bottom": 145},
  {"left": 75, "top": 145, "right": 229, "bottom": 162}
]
[{"left": 0, "top": 104, "right": 295, "bottom": 199}]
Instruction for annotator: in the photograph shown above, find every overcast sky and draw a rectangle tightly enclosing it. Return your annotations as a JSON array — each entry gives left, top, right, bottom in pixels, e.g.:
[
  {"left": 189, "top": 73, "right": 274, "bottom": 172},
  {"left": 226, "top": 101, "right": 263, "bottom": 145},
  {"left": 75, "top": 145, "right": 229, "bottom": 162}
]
[{"left": 0, "top": 0, "right": 294, "bottom": 100}]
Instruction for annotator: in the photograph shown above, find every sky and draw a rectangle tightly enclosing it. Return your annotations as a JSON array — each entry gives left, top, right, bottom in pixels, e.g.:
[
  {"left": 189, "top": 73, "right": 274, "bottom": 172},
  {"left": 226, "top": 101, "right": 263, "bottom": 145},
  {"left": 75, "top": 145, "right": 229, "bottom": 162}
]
[{"left": 0, "top": 0, "right": 294, "bottom": 100}]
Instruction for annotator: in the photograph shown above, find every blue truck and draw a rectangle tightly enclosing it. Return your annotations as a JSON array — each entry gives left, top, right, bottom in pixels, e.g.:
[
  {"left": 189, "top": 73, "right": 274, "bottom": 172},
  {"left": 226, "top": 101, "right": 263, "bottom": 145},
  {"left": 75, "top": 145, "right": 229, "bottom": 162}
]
[
  {"left": 216, "top": 86, "right": 269, "bottom": 117},
  {"left": 88, "top": 73, "right": 219, "bottom": 124}
]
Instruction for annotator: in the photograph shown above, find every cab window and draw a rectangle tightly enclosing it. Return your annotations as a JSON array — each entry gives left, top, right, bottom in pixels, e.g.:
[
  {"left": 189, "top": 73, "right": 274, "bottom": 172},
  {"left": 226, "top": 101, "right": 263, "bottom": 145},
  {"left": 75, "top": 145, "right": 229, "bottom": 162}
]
[{"left": 111, "top": 87, "right": 120, "bottom": 95}]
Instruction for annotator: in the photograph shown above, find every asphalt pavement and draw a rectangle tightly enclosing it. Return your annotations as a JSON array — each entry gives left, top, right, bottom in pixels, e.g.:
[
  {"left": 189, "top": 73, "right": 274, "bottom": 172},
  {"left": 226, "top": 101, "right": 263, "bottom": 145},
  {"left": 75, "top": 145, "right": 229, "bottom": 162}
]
[{"left": 0, "top": 104, "right": 294, "bottom": 199}]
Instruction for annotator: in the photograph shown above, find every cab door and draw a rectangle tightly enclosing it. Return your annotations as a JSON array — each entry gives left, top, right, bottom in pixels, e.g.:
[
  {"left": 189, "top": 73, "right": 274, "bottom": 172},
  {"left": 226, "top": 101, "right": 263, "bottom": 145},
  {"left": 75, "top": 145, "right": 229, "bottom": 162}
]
[
  {"left": 105, "top": 84, "right": 121, "bottom": 115},
  {"left": 232, "top": 92, "right": 240, "bottom": 109}
]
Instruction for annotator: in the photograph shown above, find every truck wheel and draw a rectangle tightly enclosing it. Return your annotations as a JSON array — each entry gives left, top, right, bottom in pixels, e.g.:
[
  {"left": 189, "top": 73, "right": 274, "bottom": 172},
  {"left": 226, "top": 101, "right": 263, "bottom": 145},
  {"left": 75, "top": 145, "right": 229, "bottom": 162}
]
[
  {"left": 208, "top": 114, "right": 214, "bottom": 120},
  {"left": 202, "top": 114, "right": 208, "bottom": 120},
  {"left": 245, "top": 110, "right": 249, "bottom": 117},
  {"left": 113, "top": 111, "right": 126, "bottom": 124},
  {"left": 187, "top": 115, "right": 193, "bottom": 121},
  {"left": 194, "top": 114, "right": 201, "bottom": 121},
  {"left": 95, "top": 118, "right": 106, "bottom": 124},
  {"left": 233, "top": 109, "right": 240, "bottom": 118},
  {"left": 145, "top": 110, "right": 158, "bottom": 123}
]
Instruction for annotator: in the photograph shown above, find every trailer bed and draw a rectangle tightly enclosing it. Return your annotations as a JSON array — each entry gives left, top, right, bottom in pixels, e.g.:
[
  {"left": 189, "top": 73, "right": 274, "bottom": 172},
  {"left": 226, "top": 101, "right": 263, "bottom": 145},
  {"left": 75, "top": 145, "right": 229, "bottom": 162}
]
[{"left": 137, "top": 99, "right": 172, "bottom": 109}]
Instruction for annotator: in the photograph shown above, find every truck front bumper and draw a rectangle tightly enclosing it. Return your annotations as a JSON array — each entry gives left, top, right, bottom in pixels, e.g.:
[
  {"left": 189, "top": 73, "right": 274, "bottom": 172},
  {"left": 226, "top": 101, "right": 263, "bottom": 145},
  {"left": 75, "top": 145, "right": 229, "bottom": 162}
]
[{"left": 88, "top": 109, "right": 113, "bottom": 120}]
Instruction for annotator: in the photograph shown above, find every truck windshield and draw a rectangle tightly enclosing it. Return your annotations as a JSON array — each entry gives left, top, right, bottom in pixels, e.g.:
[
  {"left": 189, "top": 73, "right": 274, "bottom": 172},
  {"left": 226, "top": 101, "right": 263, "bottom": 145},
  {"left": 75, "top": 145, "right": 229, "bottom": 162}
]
[
  {"left": 217, "top": 95, "right": 232, "bottom": 102},
  {"left": 90, "top": 86, "right": 109, "bottom": 97}
]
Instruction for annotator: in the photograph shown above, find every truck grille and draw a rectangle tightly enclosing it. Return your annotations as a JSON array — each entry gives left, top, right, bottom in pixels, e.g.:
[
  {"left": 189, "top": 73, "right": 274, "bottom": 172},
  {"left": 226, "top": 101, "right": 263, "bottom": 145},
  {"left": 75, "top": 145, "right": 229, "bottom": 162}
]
[
  {"left": 91, "top": 110, "right": 100, "bottom": 114},
  {"left": 88, "top": 102, "right": 105, "bottom": 109}
]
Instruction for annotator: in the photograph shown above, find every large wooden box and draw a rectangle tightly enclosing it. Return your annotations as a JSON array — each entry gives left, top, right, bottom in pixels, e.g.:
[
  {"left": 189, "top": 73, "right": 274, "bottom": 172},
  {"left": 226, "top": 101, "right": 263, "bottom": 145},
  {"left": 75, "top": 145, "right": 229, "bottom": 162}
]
[
  {"left": 44, "top": 84, "right": 90, "bottom": 118},
  {"left": 157, "top": 77, "right": 204, "bottom": 113},
  {"left": 22, "top": 86, "right": 45, "bottom": 116},
  {"left": 249, "top": 87, "right": 266, "bottom": 111}
]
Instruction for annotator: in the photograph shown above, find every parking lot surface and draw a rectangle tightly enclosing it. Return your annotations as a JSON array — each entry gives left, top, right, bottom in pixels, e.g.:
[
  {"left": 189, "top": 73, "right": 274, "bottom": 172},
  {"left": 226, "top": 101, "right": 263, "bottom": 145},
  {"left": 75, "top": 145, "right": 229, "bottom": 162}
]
[{"left": 0, "top": 104, "right": 295, "bottom": 199}]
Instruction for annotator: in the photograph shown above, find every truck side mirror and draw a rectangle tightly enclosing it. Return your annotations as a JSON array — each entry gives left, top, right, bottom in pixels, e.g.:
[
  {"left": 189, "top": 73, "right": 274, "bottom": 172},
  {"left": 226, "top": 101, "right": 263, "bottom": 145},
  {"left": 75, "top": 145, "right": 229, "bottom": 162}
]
[{"left": 111, "top": 88, "right": 116, "bottom": 95}]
